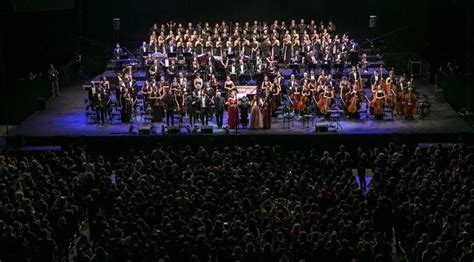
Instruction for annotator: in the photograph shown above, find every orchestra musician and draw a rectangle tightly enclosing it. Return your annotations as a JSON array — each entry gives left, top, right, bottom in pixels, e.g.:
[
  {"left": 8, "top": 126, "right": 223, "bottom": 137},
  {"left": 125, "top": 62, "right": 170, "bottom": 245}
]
[
  {"left": 193, "top": 73, "right": 204, "bottom": 90},
  {"left": 139, "top": 41, "right": 149, "bottom": 70},
  {"left": 236, "top": 58, "right": 248, "bottom": 84},
  {"left": 150, "top": 85, "right": 164, "bottom": 122},
  {"left": 224, "top": 75, "right": 236, "bottom": 97},
  {"left": 209, "top": 74, "right": 219, "bottom": 94},
  {"left": 96, "top": 90, "right": 108, "bottom": 125},
  {"left": 166, "top": 59, "right": 178, "bottom": 81},
  {"left": 113, "top": 43, "right": 124, "bottom": 60},
  {"left": 272, "top": 72, "right": 283, "bottom": 115},
  {"left": 403, "top": 81, "right": 417, "bottom": 119},
  {"left": 346, "top": 85, "right": 361, "bottom": 119},
  {"left": 120, "top": 89, "right": 134, "bottom": 123},
  {"left": 149, "top": 60, "right": 161, "bottom": 80},
  {"left": 99, "top": 75, "right": 110, "bottom": 94},
  {"left": 371, "top": 85, "right": 386, "bottom": 120},
  {"left": 317, "top": 85, "right": 334, "bottom": 118},
  {"left": 205, "top": 61, "right": 216, "bottom": 81}
]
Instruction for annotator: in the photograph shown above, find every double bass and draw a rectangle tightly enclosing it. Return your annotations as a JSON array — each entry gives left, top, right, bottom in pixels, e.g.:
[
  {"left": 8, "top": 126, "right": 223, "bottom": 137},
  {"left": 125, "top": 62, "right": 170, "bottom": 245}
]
[
  {"left": 347, "top": 88, "right": 360, "bottom": 115},
  {"left": 298, "top": 85, "right": 311, "bottom": 112},
  {"left": 317, "top": 87, "right": 333, "bottom": 115},
  {"left": 403, "top": 85, "right": 417, "bottom": 117},
  {"left": 397, "top": 75, "right": 411, "bottom": 115},
  {"left": 354, "top": 65, "right": 363, "bottom": 90},
  {"left": 372, "top": 87, "right": 385, "bottom": 118}
]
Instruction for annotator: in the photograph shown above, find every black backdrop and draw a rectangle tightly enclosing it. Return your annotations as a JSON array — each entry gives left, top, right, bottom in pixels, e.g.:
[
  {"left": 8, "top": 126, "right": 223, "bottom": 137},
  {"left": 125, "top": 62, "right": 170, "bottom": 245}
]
[{"left": 81, "top": 0, "right": 425, "bottom": 43}]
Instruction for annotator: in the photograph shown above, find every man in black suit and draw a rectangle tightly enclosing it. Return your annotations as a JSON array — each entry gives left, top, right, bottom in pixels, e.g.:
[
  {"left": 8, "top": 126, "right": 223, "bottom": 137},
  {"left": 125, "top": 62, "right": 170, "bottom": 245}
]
[
  {"left": 349, "top": 39, "right": 360, "bottom": 66},
  {"left": 113, "top": 43, "right": 124, "bottom": 71},
  {"left": 199, "top": 92, "right": 212, "bottom": 125},
  {"left": 113, "top": 43, "right": 124, "bottom": 59},
  {"left": 205, "top": 60, "right": 216, "bottom": 81},
  {"left": 163, "top": 90, "right": 176, "bottom": 126},
  {"left": 236, "top": 58, "right": 248, "bottom": 84},
  {"left": 214, "top": 91, "right": 226, "bottom": 128},
  {"left": 167, "top": 60, "right": 178, "bottom": 81}
]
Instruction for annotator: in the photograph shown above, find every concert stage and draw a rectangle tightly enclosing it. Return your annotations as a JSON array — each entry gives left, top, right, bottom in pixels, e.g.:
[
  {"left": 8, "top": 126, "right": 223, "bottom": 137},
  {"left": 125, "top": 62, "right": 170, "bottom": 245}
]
[{"left": 8, "top": 79, "right": 473, "bottom": 149}]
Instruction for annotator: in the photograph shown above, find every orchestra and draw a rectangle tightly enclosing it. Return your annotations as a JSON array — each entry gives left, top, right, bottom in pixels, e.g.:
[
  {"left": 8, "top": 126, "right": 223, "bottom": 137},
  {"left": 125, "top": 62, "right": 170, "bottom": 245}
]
[{"left": 87, "top": 19, "right": 422, "bottom": 130}]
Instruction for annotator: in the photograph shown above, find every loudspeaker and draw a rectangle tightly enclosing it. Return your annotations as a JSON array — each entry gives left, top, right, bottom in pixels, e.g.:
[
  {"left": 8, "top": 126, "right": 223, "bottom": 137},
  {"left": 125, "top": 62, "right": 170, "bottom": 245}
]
[
  {"left": 167, "top": 126, "right": 180, "bottom": 134},
  {"left": 138, "top": 126, "right": 151, "bottom": 135},
  {"left": 369, "top": 15, "right": 377, "bottom": 28},
  {"left": 201, "top": 125, "right": 213, "bottom": 134},
  {"left": 113, "top": 18, "right": 120, "bottom": 31},
  {"left": 315, "top": 122, "right": 329, "bottom": 133}
]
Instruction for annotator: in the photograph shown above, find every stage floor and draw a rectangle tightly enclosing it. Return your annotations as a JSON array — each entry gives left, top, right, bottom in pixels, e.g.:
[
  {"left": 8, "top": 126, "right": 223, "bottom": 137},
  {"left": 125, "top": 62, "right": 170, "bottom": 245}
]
[{"left": 10, "top": 81, "right": 473, "bottom": 137}]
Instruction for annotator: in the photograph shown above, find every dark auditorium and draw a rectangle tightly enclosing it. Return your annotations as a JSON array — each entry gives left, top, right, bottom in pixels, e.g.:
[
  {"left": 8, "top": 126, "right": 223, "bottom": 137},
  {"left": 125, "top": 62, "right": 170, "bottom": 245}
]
[{"left": 0, "top": 0, "right": 473, "bottom": 261}]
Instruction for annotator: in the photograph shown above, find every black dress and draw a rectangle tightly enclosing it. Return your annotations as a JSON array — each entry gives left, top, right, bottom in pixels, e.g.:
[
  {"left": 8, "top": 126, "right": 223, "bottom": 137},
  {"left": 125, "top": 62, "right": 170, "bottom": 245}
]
[{"left": 239, "top": 100, "right": 250, "bottom": 127}]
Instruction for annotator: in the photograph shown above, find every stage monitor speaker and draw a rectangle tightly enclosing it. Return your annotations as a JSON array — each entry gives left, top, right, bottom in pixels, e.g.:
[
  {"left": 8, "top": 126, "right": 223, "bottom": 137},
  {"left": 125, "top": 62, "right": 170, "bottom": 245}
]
[
  {"left": 138, "top": 126, "right": 151, "bottom": 135},
  {"left": 201, "top": 125, "right": 213, "bottom": 134},
  {"left": 315, "top": 122, "right": 329, "bottom": 133},
  {"left": 167, "top": 126, "right": 180, "bottom": 135},
  {"left": 369, "top": 15, "right": 377, "bottom": 28},
  {"left": 113, "top": 18, "right": 120, "bottom": 31}
]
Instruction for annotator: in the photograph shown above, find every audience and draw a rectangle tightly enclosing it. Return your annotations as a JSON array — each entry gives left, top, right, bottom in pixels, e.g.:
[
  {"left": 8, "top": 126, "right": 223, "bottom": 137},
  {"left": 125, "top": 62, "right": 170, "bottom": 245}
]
[{"left": 0, "top": 143, "right": 473, "bottom": 262}]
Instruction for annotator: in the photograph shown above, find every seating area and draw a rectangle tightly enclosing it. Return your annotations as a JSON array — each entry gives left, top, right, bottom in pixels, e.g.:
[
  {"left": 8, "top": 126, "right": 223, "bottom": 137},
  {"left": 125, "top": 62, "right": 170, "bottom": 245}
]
[{"left": 0, "top": 143, "right": 473, "bottom": 261}]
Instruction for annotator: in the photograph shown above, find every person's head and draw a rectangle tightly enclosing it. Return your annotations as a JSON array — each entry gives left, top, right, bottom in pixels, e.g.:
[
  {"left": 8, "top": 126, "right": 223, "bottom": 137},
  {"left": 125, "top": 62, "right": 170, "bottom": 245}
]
[
  {"left": 116, "top": 43, "right": 121, "bottom": 48},
  {"left": 216, "top": 91, "right": 221, "bottom": 97}
]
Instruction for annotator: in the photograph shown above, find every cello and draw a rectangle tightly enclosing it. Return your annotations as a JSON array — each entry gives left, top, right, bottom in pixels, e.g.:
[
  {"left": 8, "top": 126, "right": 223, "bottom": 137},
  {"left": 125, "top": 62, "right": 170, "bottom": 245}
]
[
  {"left": 354, "top": 65, "right": 363, "bottom": 90},
  {"left": 297, "top": 84, "right": 310, "bottom": 112},
  {"left": 403, "top": 83, "right": 417, "bottom": 118}
]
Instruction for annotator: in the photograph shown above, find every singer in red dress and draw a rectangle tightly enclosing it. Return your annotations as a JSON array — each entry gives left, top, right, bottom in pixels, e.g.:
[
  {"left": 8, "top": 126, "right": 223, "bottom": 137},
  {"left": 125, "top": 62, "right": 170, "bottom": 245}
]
[{"left": 226, "top": 93, "right": 239, "bottom": 129}]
